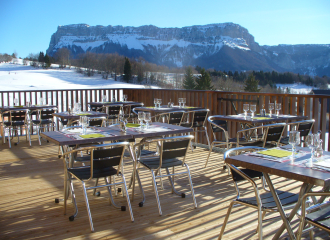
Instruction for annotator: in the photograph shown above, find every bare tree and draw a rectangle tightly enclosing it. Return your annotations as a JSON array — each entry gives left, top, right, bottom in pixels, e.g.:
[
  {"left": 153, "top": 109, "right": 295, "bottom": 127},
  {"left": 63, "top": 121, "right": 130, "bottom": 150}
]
[{"left": 55, "top": 48, "right": 71, "bottom": 68}]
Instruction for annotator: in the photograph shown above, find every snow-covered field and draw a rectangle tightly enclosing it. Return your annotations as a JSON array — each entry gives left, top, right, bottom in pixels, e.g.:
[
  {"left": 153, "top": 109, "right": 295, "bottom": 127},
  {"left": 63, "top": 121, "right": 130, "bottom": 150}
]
[
  {"left": 0, "top": 61, "right": 152, "bottom": 91},
  {"left": 276, "top": 83, "right": 314, "bottom": 94}
]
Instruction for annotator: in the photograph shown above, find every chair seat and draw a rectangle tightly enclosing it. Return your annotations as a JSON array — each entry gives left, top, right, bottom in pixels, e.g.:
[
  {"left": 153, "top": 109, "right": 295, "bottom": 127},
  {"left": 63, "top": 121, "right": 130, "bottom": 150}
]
[
  {"left": 238, "top": 190, "right": 299, "bottom": 209},
  {"left": 4, "top": 121, "right": 25, "bottom": 127},
  {"left": 306, "top": 205, "right": 330, "bottom": 230},
  {"left": 68, "top": 166, "right": 117, "bottom": 180},
  {"left": 32, "top": 119, "right": 53, "bottom": 125},
  {"left": 140, "top": 157, "right": 183, "bottom": 169}
]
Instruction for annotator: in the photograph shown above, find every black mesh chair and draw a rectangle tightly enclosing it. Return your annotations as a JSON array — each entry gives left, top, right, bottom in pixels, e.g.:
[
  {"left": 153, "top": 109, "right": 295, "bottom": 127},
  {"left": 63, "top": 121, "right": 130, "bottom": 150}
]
[
  {"left": 31, "top": 107, "right": 57, "bottom": 145},
  {"left": 62, "top": 142, "right": 134, "bottom": 232},
  {"left": 134, "top": 135, "right": 197, "bottom": 215},
  {"left": 219, "top": 146, "right": 300, "bottom": 240},
  {"left": 124, "top": 103, "right": 144, "bottom": 123},
  {"left": 89, "top": 104, "right": 103, "bottom": 112},
  {"left": 104, "top": 105, "right": 123, "bottom": 125},
  {"left": 205, "top": 116, "right": 243, "bottom": 168},
  {"left": 296, "top": 192, "right": 330, "bottom": 239},
  {"left": 237, "top": 123, "right": 286, "bottom": 148},
  {"left": 181, "top": 109, "right": 210, "bottom": 149},
  {"left": 152, "top": 111, "right": 185, "bottom": 125},
  {"left": 280, "top": 119, "right": 315, "bottom": 146},
  {"left": 2, "top": 109, "right": 31, "bottom": 148}
]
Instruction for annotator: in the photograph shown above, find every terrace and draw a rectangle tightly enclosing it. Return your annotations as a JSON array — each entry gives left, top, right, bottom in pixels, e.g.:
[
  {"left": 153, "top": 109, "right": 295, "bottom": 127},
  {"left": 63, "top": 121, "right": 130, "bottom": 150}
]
[{"left": 1, "top": 88, "right": 330, "bottom": 239}]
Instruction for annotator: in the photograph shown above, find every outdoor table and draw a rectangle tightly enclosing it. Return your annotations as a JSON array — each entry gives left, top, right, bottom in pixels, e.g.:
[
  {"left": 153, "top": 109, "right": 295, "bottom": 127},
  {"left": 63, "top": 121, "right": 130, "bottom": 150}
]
[
  {"left": 52, "top": 111, "right": 108, "bottom": 126},
  {"left": 41, "top": 122, "right": 193, "bottom": 201},
  {"left": 225, "top": 145, "right": 330, "bottom": 239},
  {"left": 88, "top": 101, "right": 143, "bottom": 107}
]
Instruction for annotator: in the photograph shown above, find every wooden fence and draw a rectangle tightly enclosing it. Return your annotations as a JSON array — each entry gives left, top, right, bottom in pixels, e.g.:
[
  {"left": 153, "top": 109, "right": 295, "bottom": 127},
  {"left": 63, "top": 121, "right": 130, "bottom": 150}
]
[{"left": 1, "top": 88, "right": 329, "bottom": 150}]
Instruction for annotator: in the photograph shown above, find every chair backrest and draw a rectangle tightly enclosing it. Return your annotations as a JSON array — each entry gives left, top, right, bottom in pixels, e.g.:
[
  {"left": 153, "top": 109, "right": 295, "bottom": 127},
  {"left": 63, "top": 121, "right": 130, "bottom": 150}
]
[
  {"left": 224, "top": 146, "right": 266, "bottom": 183},
  {"left": 88, "top": 117, "right": 105, "bottom": 127},
  {"left": 89, "top": 104, "right": 103, "bottom": 112},
  {"left": 297, "top": 119, "right": 315, "bottom": 137},
  {"left": 127, "top": 103, "right": 144, "bottom": 117},
  {"left": 65, "top": 142, "right": 129, "bottom": 181},
  {"left": 3, "top": 110, "right": 28, "bottom": 126},
  {"left": 183, "top": 109, "right": 209, "bottom": 128},
  {"left": 38, "top": 108, "right": 57, "bottom": 121},
  {"left": 154, "top": 111, "right": 185, "bottom": 125},
  {"left": 105, "top": 105, "right": 122, "bottom": 119},
  {"left": 264, "top": 123, "right": 286, "bottom": 145}
]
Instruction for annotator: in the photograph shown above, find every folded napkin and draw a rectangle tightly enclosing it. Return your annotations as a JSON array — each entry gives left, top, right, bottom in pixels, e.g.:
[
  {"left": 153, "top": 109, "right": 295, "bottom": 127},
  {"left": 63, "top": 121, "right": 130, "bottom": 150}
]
[
  {"left": 79, "top": 133, "right": 105, "bottom": 138},
  {"left": 254, "top": 117, "right": 272, "bottom": 120},
  {"left": 126, "top": 123, "right": 140, "bottom": 128},
  {"left": 184, "top": 106, "right": 195, "bottom": 108},
  {"left": 14, "top": 105, "right": 24, "bottom": 108},
  {"left": 76, "top": 113, "right": 92, "bottom": 116},
  {"left": 258, "top": 149, "right": 292, "bottom": 158}
]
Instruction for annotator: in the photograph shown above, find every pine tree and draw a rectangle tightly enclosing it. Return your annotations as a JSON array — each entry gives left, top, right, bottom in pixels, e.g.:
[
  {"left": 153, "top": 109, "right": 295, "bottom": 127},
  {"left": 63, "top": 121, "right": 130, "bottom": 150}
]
[
  {"left": 195, "top": 68, "right": 214, "bottom": 90},
  {"left": 123, "top": 57, "right": 132, "bottom": 83},
  {"left": 38, "top": 52, "right": 45, "bottom": 63},
  {"left": 44, "top": 54, "right": 51, "bottom": 68},
  {"left": 183, "top": 66, "right": 196, "bottom": 89},
  {"left": 244, "top": 73, "right": 260, "bottom": 92}
]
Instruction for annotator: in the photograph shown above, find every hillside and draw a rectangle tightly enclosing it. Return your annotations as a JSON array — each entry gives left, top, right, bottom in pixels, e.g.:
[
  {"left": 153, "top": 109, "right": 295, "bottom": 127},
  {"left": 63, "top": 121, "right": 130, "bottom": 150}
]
[{"left": 46, "top": 23, "right": 330, "bottom": 77}]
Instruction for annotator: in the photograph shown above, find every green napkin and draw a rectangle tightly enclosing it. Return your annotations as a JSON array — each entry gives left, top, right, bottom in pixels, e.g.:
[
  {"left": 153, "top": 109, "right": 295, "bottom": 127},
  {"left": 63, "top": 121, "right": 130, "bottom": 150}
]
[
  {"left": 253, "top": 117, "right": 272, "bottom": 120},
  {"left": 258, "top": 149, "right": 292, "bottom": 158},
  {"left": 76, "top": 113, "right": 92, "bottom": 116},
  {"left": 126, "top": 123, "right": 140, "bottom": 128},
  {"left": 79, "top": 133, "right": 105, "bottom": 138},
  {"left": 184, "top": 106, "right": 195, "bottom": 108},
  {"left": 14, "top": 105, "right": 24, "bottom": 108}
]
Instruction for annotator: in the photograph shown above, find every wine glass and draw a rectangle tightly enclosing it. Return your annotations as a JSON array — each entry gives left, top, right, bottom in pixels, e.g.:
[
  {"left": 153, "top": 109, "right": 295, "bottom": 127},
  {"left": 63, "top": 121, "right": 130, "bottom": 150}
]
[
  {"left": 276, "top": 103, "right": 281, "bottom": 116},
  {"left": 269, "top": 103, "right": 275, "bottom": 117},
  {"left": 182, "top": 98, "right": 186, "bottom": 107},
  {"left": 178, "top": 98, "right": 182, "bottom": 108},
  {"left": 138, "top": 112, "right": 145, "bottom": 129},
  {"left": 243, "top": 104, "right": 249, "bottom": 117},
  {"left": 289, "top": 131, "right": 300, "bottom": 160},
  {"left": 74, "top": 102, "right": 81, "bottom": 113},
  {"left": 102, "top": 95, "right": 107, "bottom": 103},
  {"left": 123, "top": 94, "right": 128, "bottom": 102},
  {"left": 144, "top": 112, "right": 151, "bottom": 129},
  {"left": 250, "top": 104, "right": 256, "bottom": 118},
  {"left": 306, "top": 134, "right": 317, "bottom": 167},
  {"left": 14, "top": 98, "right": 19, "bottom": 106},
  {"left": 80, "top": 116, "right": 89, "bottom": 135},
  {"left": 154, "top": 98, "right": 158, "bottom": 108},
  {"left": 157, "top": 99, "right": 162, "bottom": 108}
]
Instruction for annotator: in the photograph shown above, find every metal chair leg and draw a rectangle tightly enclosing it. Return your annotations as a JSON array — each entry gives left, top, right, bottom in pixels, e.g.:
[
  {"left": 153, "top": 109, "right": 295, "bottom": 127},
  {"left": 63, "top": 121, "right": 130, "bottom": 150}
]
[
  {"left": 218, "top": 201, "right": 235, "bottom": 240},
  {"left": 82, "top": 182, "right": 94, "bottom": 232},
  {"left": 151, "top": 170, "right": 162, "bottom": 215}
]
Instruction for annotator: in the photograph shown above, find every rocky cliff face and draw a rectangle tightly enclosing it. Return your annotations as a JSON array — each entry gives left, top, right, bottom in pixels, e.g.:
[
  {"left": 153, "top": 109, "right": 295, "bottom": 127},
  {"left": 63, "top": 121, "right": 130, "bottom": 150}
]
[{"left": 47, "top": 23, "right": 330, "bottom": 77}]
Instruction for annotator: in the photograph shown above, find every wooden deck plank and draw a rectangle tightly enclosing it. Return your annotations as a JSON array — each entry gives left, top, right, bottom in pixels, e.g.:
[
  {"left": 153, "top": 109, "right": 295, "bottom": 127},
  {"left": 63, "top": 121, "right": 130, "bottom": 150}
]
[{"left": 0, "top": 140, "right": 329, "bottom": 239}]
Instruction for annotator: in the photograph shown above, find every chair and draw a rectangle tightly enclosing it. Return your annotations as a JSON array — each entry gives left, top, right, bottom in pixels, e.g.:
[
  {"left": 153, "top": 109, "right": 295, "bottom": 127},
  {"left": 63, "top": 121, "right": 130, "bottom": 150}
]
[
  {"left": 124, "top": 103, "right": 144, "bottom": 123},
  {"left": 104, "top": 105, "right": 123, "bottom": 125},
  {"left": 181, "top": 109, "right": 210, "bottom": 149},
  {"left": 237, "top": 123, "right": 286, "bottom": 148},
  {"left": 89, "top": 104, "right": 103, "bottom": 112},
  {"left": 296, "top": 192, "right": 330, "bottom": 239},
  {"left": 88, "top": 116, "right": 106, "bottom": 127},
  {"left": 134, "top": 135, "right": 197, "bottom": 215},
  {"left": 205, "top": 116, "right": 243, "bottom": 168},
  {"left": 219, "top": 146, "right": 300, "bottom": 240},
  {"left": 152, "top": 111, "right": 185, "bottom": 125},
  {"left": 31, "top": 108, "right": 57, "bottom": 145},
  {"left": 62, "top": 142, "right": 134, "bottom": 232},
  {"left": 1, "top": 109, "right": 31, "bottom": 148},
  {"left": 280, "top": 119, "right": 315, "bottom": 146}
]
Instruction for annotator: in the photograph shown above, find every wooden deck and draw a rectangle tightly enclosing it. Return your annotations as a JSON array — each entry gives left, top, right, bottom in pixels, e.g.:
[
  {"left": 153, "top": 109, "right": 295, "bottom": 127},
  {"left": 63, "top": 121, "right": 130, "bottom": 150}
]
[{"left": 0, "top": 136, "right": 329, "bottom": 239}]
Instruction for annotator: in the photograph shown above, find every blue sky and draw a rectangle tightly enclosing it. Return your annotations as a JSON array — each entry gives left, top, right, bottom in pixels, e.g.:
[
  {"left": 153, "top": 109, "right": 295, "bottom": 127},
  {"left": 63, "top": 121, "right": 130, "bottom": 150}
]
[{"left": 0, "top": 0, "right": 329, "bottom": 58}]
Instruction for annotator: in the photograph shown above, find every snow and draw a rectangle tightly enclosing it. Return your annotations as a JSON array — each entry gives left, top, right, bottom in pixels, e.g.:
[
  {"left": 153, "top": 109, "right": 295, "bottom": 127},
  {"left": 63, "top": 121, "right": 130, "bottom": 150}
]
[
  {"left": 0, "top": 60, "right": 156, "bottom": 91},
  {"left": 276, "top": 83, "right": 314, "bottom": 94}
]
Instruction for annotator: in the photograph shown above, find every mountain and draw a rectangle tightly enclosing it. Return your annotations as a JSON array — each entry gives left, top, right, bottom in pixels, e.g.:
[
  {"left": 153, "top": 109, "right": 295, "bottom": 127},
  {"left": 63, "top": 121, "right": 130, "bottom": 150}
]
[{"left": 46, "top": 23, "right": 330, "bottom": 77}]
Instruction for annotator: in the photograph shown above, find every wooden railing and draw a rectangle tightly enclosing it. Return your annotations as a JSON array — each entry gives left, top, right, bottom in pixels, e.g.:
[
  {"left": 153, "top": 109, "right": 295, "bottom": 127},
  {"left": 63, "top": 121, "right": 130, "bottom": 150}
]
[{"left": 1, "top": 88, "right": 329, "bottom": 150}]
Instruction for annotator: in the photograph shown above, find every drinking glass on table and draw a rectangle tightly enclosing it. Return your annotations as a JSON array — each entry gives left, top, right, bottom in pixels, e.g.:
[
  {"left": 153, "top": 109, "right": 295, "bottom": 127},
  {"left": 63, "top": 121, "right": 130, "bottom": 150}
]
[
  {"left": 178, "top": 98, "right": 183, "bottom": 108},
  {"left": 80, "top": 116, "right": 89, "bottom": 135},
  {"left": 306, "top": 133, "right": 318, "bottom": 167},
  {"left": 276, "top": 103, "right": 281, "bottom": 116},
  {"left": 144, "top": 112, "right": 151, "bottom": 129},
  {"left": 243, "top": 104, "right": 249, "bottom": 117},
  {"left": 250, "top": 104, "right": 256, "bottom": 118},
  {"left": 182, "top": 98, "right": 186, "bottom": 107},
  {"left": 269, "top": 103, "right": 275, "bottom": 117},
  {"left": 14, "top": 98, "right": 19, "bottom": 106},
  {"left": 289, "top": 131, "right": 300, "bottom": 160},
  {"left": 154, "top": 98, "right": 158, "bottom": 108},
  {"left": 123, "top": 94, "right": 128, "bottom": 102},
  {"left": 157, "top": 99, "right": 162, "bottom": 108},
  {"left": 102, "top": 95, "right": 107, "bottom": 103},
  {"left": 138, "top": 112, "right": 145, "bottom": 129}
]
